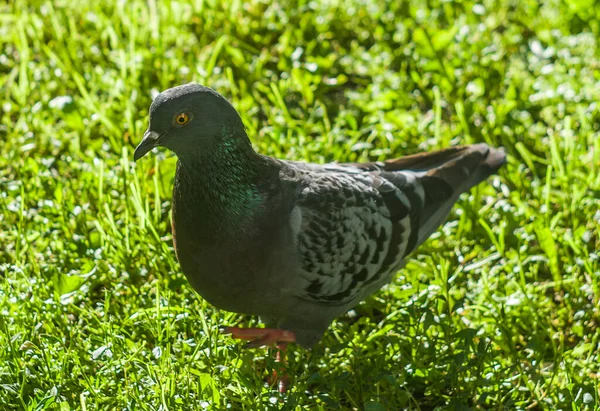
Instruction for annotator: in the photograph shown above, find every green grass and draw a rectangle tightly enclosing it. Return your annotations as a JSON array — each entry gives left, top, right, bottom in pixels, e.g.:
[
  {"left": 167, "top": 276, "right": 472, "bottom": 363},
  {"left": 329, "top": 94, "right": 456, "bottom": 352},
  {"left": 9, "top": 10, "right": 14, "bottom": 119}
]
[{"left": 1, "top": 0, "right": 599, "bottom": 409}]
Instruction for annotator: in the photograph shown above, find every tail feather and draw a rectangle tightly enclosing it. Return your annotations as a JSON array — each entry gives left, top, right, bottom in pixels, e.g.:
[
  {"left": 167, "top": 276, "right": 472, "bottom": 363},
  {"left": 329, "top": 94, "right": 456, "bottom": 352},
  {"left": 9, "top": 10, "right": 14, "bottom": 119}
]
[
  {"left": 421, "top": 143, "right": 506, "bottom": 193},
  {"left": 382, "top": 144, "right": 506, "bottom": 251},
  {"left": 341, "top": 143, "right": 505, "bottom": 253},
  {"left": 381, "top": 145, "right": 478, "bottom": 171}
]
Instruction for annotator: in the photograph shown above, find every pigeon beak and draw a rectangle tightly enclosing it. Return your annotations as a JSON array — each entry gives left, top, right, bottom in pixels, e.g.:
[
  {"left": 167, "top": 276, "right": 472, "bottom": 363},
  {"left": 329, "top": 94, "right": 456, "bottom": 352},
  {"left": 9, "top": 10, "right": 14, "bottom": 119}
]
[{"left": 134, "top": 130, "right": 161, "bottom": 161}]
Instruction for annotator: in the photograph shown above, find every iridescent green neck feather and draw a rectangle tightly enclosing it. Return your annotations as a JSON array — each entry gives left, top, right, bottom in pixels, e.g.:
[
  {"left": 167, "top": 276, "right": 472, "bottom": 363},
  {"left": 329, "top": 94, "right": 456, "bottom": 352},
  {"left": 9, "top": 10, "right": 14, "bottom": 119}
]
[{"left": 173, "top": 126, "right": 265, "bottom": 240}]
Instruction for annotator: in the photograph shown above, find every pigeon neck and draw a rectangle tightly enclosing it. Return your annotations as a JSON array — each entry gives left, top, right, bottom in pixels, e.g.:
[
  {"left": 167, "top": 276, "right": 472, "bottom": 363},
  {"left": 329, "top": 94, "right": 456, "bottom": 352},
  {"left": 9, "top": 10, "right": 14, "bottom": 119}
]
[{"left": 173, "top": 131, "right": 265, "bottom": 239}]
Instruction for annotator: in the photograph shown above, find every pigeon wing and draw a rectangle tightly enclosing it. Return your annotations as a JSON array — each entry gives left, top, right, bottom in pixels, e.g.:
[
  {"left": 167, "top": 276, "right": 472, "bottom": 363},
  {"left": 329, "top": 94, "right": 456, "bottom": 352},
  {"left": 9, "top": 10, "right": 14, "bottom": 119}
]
[
  {"left": 283, "top": 144, "right": 505, "bottom": 306},
  {"left": 288, "top": 168, "right": 412, "bottom": 306}
]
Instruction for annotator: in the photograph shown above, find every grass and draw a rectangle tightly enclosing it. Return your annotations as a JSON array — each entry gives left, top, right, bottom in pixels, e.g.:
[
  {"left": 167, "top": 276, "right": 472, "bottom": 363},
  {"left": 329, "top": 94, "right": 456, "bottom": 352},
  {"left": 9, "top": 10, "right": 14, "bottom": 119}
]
[{"left": 1, "top": 0, "right": 599, "bottom": 409}]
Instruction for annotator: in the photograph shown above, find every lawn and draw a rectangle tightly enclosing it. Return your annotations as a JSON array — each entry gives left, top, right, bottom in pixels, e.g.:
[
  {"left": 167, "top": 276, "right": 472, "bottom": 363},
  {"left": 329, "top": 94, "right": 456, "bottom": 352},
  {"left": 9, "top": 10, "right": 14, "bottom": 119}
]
[{"left": 1, "top": 0, "right": 599, "bottom": 409}]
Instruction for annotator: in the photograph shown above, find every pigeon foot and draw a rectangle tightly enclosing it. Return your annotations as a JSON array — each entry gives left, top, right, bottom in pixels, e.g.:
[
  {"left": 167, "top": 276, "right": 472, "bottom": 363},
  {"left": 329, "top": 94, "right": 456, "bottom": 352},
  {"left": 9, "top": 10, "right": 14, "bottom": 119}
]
[
  {"left": 221, "top": 327, "right": 295, "bottom": 392},
  {"left": 220, "top": 327, "right": 296, "bottom": 348}
]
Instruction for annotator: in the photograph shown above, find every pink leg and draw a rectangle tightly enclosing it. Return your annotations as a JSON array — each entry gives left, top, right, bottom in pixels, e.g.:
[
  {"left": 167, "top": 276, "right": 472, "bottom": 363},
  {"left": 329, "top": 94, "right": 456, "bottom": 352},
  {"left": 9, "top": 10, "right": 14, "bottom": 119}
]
[
  {"left": 274, "top": 342, "right": 291, "bottom": 393},
  {"left": 221, "top": 327, "right": 295, "bottom": 392},
  {"left": 220, "top": 327, "right": 296, "bottom": 347}
]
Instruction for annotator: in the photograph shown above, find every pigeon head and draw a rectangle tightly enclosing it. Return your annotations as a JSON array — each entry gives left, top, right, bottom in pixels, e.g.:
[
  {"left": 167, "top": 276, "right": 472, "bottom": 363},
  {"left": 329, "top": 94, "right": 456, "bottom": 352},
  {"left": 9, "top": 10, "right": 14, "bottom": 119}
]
[{"left": 134, "top": 83, "right": 245, "bottom": 161}]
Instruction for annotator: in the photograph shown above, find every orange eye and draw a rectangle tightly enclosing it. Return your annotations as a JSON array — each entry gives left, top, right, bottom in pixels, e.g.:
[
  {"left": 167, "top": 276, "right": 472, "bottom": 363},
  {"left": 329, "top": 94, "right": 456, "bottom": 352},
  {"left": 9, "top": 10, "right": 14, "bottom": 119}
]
[{"left": 174, "top": 112, "right": 190, "bottom": 126}]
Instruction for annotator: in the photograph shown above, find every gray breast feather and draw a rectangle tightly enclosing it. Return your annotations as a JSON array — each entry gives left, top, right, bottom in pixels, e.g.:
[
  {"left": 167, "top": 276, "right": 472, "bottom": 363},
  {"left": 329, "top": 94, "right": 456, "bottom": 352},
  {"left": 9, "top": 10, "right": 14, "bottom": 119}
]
[{"left": 290, "top": 171, "right": 411, "bottom": 305}]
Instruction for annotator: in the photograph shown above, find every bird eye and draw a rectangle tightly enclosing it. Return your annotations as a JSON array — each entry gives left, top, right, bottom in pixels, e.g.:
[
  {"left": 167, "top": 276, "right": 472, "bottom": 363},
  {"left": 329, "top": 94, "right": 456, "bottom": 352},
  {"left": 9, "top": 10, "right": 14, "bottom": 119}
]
[{"left": 174, "top": 112, "right": 190, "bottom": 126}]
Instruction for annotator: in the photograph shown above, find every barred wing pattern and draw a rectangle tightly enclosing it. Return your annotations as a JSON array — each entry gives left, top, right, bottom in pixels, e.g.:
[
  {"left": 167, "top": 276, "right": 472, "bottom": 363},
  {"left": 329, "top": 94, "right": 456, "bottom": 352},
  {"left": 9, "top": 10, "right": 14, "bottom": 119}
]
[
  {"left": 283, "top": 144, "right": 506, "bottom": 310},
  {"left": 292, "top": 166, "right": 419, "bottom": 306}
]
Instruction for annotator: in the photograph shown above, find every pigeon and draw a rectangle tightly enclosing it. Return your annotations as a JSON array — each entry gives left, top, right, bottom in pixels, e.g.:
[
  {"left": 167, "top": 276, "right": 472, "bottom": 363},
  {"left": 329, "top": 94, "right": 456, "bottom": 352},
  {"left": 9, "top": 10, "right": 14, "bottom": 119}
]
[{"left": 134, "top": 83, "right": 506, "bottom": 377}]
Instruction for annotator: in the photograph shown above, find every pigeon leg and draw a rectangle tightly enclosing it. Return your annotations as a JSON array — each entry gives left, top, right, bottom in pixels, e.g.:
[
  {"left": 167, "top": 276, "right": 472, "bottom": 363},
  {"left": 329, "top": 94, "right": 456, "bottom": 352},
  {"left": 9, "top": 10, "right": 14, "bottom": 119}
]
[
  {"left": 221, "top": 327, "right": 295, "bottom": 392},
  {"left": 271, "top": 342, "right": 291, "bottom": 393}
]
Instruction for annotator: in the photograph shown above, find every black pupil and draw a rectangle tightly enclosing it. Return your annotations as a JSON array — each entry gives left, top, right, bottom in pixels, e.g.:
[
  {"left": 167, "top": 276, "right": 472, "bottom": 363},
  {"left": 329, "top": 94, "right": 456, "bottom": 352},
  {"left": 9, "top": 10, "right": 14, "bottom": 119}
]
[{"left": 178, "top": 116, "right": 185, "bottom": 123}]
